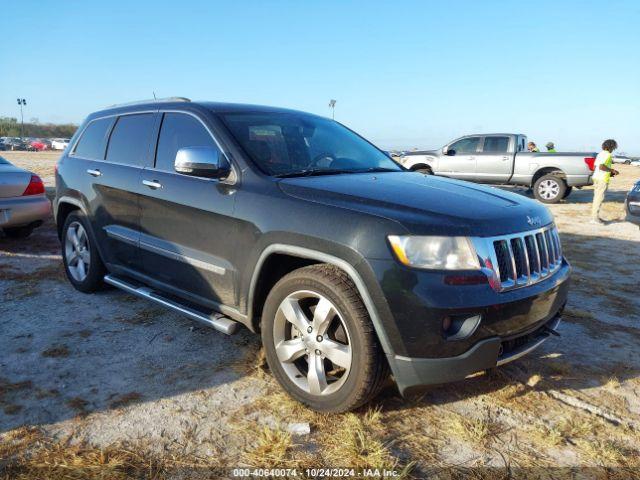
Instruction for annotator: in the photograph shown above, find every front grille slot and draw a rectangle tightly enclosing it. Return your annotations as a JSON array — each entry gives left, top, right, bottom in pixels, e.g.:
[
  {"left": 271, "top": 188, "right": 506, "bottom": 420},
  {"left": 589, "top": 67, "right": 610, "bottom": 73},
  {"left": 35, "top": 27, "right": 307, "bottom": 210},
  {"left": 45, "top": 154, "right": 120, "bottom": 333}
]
[
  {"left": 510, "top": 237, "right": 528, "bottom": 280},
  {"left": 493, "top": 240, "right": 514, "bottom": 283},
  {"left": 524, "top": 235, "right": 540, "bottom": 276},
  {"left": 536, "top": 232, "right": 549, "bottom": 271},
  {"left": 485, "top": 225, "right": 563, "bottom": 292}
]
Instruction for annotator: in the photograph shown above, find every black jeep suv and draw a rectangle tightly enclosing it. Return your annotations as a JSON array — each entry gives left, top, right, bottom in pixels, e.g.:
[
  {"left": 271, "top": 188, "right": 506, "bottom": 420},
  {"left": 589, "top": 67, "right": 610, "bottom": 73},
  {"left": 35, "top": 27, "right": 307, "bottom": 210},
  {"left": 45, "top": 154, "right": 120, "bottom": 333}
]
[{"left": 54, "top": 98, "right": 570, "bottom": 412}]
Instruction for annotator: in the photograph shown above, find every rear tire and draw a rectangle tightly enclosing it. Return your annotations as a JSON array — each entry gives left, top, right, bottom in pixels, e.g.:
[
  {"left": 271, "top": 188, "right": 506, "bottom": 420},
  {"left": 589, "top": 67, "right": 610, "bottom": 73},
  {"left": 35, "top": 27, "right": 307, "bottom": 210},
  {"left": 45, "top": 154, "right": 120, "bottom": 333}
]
[
  {"left": 61, "top": 211, "right": 106, "bottom": 293},
  {"left": 562, "top": 186, "right": 573, "bottom": 199},
  {"left": 3, "top": 226, "right": 34, "bottom": 239},
  {"left": 533, "top": 174, "right": 566, "bottom": 204},
  {"left": 261, "top": 264, "right": 388, "bottom": 413}
]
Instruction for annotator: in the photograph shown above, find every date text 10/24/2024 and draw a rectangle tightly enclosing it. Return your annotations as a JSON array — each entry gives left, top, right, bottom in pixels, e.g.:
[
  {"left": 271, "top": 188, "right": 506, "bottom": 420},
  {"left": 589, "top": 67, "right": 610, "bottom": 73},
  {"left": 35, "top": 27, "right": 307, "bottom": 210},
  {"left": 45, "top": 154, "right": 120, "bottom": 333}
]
[{"left": 232, "top": 468, "right": 402, "bottom": 478}]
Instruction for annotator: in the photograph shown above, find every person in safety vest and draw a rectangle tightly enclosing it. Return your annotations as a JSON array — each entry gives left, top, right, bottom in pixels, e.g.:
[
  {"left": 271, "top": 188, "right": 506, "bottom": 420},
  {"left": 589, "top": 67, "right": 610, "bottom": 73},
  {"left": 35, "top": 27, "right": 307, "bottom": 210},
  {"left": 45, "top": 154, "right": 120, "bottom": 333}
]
[
  {"left": 527, "top": 142, "right": 540, "bottom": 152},
  {"left": 545, "top": 142, "right": 556, "bottom": 153},
  {"left": 591, "top": 139, "right": 619, "bottom": 224}
]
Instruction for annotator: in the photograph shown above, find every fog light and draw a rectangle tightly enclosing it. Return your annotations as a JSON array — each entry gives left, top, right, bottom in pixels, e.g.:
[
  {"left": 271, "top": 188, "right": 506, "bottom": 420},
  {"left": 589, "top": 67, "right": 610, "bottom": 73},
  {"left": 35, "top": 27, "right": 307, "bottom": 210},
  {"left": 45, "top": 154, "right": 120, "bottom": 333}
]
[{"left": 442, "top": 314, "right": 482, "bottom": 341}]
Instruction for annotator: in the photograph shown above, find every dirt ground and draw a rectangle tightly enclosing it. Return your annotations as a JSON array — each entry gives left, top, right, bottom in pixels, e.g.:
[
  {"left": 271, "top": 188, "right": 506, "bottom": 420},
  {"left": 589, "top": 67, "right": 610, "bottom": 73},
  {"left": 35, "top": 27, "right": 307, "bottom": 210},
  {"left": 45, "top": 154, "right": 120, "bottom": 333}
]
[{"left": 1, "top": 151, "right": 639, "bottom": 479}]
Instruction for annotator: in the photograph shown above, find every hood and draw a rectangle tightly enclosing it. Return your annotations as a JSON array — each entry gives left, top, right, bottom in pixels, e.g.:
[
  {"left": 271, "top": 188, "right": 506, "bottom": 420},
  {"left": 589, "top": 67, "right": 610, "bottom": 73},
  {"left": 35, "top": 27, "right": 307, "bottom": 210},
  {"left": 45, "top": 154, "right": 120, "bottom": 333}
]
[{"left": 278, "top": 172, "right": 554, "bottom": 236}]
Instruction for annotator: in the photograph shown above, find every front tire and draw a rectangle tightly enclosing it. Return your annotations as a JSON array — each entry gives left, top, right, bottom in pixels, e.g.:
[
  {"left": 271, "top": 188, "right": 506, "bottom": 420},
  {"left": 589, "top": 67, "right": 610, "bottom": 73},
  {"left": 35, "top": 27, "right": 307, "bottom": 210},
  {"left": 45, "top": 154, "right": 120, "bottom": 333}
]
[
  {"left": 261, "top": 264, "right": 388, "bottom": 412},
  {"left": 534, "top": 174, "right": 567, "bottom": 203},
  {"left": 61, "top": 211, "right": 106, "bottom": 293}
]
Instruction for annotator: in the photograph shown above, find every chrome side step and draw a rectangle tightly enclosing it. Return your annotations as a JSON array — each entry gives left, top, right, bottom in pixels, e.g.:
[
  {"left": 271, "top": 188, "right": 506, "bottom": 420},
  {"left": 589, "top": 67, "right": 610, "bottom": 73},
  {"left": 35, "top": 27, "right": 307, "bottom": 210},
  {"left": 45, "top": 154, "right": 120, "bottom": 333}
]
[{"left": 104, "top": 274, "right": 239, "bottom": 335}]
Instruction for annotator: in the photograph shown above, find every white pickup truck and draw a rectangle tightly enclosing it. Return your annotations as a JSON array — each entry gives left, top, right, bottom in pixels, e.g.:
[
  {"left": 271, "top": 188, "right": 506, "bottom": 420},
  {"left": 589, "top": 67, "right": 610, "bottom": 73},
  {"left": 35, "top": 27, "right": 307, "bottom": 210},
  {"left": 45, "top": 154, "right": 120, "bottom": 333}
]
[{"left": 398, "top": 133, "right": 596, "bottom": 203}]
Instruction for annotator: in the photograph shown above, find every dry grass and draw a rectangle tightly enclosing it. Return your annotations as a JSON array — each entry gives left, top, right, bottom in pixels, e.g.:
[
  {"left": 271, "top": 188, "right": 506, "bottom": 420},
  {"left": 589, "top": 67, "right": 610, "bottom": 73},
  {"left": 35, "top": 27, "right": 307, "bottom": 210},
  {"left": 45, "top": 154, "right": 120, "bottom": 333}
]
[
  {"left": 324, "top": 409, "right": 405, "bottom": 470},
  {"left": 242, "top": 426, "right": 293, "bottom": 466},
  {"left": 439, "top": 410, "right": 501, "bottom": 448},
  {"left": 117, "top": 307, "right": 164, "bottom": 325},
  {"left": 41, "top": 344, "right": 70, "bottom": 358},
  {"left": 109, "top": 392, "right": 143, "bottom": 409},
  {"left": 0, "top": 427, "right": 231, "bottom": 480}
]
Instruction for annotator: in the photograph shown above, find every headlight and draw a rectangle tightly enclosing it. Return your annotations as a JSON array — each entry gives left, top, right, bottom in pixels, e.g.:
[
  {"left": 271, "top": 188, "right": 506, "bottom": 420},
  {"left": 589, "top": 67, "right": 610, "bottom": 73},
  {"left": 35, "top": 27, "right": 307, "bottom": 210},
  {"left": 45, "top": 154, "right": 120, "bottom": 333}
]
[{"left": 388, "top": 235, "right": 480, "bottom": 270}]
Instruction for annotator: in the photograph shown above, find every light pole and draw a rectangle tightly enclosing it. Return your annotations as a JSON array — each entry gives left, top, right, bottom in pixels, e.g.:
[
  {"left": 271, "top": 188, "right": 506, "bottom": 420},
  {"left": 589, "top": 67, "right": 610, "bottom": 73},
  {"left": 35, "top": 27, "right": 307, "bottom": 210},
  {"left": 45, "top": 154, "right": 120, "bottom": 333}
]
[
  {"left": 17, "top": 98, "right": 27, "bottom": 139},
  {"left": 328, "top": 99, "right": 336, "bottom": 120}
]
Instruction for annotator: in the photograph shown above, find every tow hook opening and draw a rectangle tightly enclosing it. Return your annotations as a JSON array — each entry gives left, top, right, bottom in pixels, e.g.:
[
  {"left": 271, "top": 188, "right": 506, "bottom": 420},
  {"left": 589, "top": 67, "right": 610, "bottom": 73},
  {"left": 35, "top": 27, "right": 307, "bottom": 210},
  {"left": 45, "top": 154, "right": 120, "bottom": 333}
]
[{"left": 443, "top": 314, "right": 482, "bottom": 341}]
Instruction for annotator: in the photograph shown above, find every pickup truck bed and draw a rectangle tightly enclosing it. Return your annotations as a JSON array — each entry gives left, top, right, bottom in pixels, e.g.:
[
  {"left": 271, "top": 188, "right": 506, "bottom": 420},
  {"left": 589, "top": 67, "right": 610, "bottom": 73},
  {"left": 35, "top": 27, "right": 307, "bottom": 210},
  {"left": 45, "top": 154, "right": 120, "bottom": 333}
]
[{"left": 399, "top": 133, "right": 595, "bottom": 203}]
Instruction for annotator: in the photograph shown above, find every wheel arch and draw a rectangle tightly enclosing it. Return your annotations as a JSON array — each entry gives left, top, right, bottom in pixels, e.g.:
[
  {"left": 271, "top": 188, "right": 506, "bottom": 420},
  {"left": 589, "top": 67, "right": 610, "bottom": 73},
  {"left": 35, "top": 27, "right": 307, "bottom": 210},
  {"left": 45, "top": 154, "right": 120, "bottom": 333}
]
[
  {"left": 55, "top": 196, "right": 88, "bottom": 239},
  {"left": 409, "top": 163, "right": 433, "bottom": 173},
  {"left": 531, "top": 167, "right": 566, "bottom": 187},
  {"left": 247, "top": 244, "right": 395, "bottom": 357}
]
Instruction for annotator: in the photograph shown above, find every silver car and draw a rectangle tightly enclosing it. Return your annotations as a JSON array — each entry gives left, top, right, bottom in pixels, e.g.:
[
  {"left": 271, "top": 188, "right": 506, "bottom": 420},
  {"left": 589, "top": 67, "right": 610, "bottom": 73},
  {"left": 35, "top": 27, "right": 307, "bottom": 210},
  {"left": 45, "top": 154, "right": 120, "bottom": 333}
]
[{"left": 0, "top": 156, "right": 51, "bottom": 238}]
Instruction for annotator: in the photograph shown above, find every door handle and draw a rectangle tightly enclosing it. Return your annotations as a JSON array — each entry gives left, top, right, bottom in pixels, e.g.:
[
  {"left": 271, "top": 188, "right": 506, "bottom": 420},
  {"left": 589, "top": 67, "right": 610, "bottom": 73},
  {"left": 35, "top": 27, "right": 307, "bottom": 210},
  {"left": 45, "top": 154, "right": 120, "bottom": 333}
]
[
  {"left": 86, "top": 169, "right": 102, "bottom": 177},
  {"left": 502, "top": 156, "right": 509, "bottom": 161},
  {"left": 142, "top": 179, "right": 163, "bottom": 189}
]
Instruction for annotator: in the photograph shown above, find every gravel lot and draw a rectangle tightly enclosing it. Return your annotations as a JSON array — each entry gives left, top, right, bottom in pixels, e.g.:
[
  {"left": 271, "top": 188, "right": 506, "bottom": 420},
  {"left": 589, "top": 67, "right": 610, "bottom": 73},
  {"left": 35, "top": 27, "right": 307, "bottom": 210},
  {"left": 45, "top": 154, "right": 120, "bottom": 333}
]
[{"left": 1, "top": 151, "right": 639, "bottom": 478}]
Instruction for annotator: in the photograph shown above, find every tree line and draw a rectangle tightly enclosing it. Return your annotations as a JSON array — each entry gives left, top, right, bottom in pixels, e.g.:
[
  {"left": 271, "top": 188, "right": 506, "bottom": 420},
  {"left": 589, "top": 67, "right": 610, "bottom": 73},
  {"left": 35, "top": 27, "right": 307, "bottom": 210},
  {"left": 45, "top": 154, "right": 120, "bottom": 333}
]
[{"left": 0, "top": 117, "right": 78, "bottom": 138}]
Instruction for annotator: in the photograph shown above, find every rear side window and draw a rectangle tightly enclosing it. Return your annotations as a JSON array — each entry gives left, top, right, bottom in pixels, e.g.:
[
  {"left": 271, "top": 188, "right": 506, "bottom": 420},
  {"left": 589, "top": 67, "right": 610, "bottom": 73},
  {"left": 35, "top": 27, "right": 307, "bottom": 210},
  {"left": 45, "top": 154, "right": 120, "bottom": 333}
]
[
  {"left": 155, "top": 113, "right": 218, "bottom": 172},
  {"left": 106, "top": 114, "right": 155, "bottom": 166},
  {"left": 449, "top": 137, "right": 480, "bottom": 154},
  {"left": 483, "top": 136, "right": 510, "bottom": 153},
  {"left": 73, "top": 117, "right": 113, "bottom": 159}
]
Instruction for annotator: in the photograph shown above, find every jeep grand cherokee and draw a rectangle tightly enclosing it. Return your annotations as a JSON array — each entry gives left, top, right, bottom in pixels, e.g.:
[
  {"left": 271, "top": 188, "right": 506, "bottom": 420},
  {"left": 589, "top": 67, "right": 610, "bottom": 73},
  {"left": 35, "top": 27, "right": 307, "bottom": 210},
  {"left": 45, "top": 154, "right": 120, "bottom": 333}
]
[{"left": 54, "top": 98, "right": 569, "bottom": 412}]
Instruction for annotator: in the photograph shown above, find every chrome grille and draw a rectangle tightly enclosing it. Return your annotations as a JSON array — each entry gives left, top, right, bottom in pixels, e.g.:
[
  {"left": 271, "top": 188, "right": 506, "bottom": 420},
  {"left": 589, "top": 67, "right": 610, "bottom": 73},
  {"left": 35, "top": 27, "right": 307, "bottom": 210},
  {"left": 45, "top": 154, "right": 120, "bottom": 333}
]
[{"left": 473, "top": 225, "right": 563, "bottom": 292}]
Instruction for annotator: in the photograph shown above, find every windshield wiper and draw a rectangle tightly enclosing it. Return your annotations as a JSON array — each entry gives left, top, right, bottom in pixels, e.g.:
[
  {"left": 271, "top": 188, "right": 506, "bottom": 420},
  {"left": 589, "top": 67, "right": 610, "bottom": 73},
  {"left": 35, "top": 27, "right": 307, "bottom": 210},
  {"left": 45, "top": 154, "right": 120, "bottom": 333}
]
[
  {"left": 351, "top": 167, "right": 400, "bottom": 173},
  {"left": 274, "top": 168, "right": 354, "bottom": 178},
  {"left": 274, "top": 167, "right": 400, "bottom": 178}
]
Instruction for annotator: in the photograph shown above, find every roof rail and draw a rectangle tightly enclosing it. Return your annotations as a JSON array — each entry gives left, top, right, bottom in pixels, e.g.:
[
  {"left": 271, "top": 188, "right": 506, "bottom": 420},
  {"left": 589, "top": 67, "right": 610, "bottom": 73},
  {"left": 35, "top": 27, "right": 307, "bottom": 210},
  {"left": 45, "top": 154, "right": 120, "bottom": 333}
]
[{"left": 105, "top": 97, "right": 191, "bottom": 108}]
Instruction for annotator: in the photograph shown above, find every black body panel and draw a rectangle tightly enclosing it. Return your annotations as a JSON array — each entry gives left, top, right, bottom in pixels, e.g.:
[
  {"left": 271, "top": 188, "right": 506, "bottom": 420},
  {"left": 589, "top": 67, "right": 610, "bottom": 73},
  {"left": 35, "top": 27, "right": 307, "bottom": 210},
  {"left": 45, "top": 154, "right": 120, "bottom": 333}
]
[{"left": 54, "top": 100, "right": 570, "bottom": 391}]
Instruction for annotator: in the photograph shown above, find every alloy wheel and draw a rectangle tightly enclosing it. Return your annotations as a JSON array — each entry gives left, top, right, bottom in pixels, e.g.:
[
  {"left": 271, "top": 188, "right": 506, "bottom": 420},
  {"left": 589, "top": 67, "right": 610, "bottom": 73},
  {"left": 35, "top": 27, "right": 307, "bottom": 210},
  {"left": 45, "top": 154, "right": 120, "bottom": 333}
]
[
  {"left": 64, "top": 221, "right": 91, "bottom": 282},
  {"left": 273, "top": 290, "right": 352, "bottom": 396}
]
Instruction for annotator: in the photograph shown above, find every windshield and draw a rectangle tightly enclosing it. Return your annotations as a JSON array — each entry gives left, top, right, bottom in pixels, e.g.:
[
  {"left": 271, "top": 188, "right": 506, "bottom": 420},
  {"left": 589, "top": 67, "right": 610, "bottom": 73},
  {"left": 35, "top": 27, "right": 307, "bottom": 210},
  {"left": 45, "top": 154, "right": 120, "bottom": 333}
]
[{"left": 220, "top": 112, "right": 402, "bottom": 177}]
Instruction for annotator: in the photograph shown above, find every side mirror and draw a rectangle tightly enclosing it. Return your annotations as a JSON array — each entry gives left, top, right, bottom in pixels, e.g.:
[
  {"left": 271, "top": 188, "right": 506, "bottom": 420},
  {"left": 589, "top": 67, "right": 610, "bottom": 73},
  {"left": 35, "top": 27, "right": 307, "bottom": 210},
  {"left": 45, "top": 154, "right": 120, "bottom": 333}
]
[
  {"left": 174, "top": 146, "right": 229, "bottom": 179},
  {"left": 444, "top": 148, "right": 456, "bottom": 156}
]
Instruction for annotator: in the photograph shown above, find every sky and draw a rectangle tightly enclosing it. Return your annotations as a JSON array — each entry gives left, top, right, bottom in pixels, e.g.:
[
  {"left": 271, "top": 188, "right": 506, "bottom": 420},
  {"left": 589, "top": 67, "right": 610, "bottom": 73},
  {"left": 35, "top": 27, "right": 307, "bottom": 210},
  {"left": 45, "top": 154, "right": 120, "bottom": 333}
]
[{"left": 1, "top": 0, "right": 639, "bottom": 153}]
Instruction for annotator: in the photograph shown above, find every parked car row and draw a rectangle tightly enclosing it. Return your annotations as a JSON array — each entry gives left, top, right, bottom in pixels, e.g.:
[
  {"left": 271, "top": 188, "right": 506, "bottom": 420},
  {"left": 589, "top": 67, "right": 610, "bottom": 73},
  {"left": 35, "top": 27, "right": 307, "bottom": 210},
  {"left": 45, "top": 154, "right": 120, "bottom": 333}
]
[{"left": 0, "top": 137, "right": 69, "bottom": 151}]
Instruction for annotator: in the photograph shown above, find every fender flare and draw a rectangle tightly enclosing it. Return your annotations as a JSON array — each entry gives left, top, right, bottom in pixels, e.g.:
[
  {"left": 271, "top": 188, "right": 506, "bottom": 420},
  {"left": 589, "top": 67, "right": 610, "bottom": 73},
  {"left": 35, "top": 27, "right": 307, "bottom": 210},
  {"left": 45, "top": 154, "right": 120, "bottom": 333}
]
[
  {"left": 54, "top": 195, "right": 89, "bottom": 224},
  {"left": 247, "top": 244, "right": 396, "bottom": 357}
]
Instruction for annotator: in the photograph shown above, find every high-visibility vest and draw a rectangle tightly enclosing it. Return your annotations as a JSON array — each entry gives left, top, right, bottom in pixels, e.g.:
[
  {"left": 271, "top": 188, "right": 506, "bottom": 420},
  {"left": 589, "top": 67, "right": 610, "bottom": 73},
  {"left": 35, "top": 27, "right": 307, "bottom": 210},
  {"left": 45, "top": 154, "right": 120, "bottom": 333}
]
[
  {"left": 547, "top": 148, "right": 556, "bottom": 153},
  {"left": 593, "top": 151, "right": 613, "bottom": 183}
]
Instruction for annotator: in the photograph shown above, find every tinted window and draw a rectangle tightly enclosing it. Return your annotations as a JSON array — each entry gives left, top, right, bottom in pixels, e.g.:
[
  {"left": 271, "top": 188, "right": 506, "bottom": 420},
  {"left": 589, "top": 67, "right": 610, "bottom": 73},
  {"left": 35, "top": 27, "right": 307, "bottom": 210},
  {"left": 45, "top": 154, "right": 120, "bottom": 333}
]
[
  {"left": 155, "top": 113, "right": 218, "bottom": 172},
  {"left": 73, "top": 117, "right": 113, "bottom": 159},
  {"left": 483, "top": 136, "right": 510, "bottom": 153},
  {"left": 106, "top": 114, "right": 155, "bottom": 166},
  {"left": 221, "top": 113, "right": 401, "bottom": 176},
  {"left": 449, "top": 137, "right": 480, "bottom": 154}
]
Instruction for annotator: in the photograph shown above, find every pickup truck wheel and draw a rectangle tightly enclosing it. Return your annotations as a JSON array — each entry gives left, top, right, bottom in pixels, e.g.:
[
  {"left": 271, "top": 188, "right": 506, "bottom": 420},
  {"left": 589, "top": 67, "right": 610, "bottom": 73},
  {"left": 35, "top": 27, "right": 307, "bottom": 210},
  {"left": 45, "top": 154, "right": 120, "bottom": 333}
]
[
  {"left": 534, "top": 175, "right": 566, "bottom": 204},
  {"left": 261, "top": 264, "right": 388, "bottom": 413},
  {"left": 61, "top": 212, "right": 106, "bottom": 293},
  {"left": 411, "top": 165, "right": 433, "bottom": 174}
]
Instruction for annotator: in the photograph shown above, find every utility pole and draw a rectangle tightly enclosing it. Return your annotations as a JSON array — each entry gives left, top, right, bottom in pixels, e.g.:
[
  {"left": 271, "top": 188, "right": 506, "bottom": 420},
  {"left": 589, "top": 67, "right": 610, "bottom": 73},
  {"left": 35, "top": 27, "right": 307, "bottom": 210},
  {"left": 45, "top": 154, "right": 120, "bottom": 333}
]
[
  {"left": 17, "top": 98, "right": 26, "bottom": 139},
  {"left": 328, "top": 99, "right": 336, "bottom": 120}
]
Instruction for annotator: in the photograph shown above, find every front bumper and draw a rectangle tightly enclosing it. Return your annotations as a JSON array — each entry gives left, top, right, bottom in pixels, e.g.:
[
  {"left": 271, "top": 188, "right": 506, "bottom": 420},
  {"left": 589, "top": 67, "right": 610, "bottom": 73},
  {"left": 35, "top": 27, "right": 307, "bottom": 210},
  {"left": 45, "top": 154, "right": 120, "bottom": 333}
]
[
  {"left": 364, "top": 255, "right": 570, "bottom": 393},
  {"left": 389, "top": 315, "right": 561, "bottom": 394},
  {"left": 0, "top": 195, "right": 51, "bottom": 228}
]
